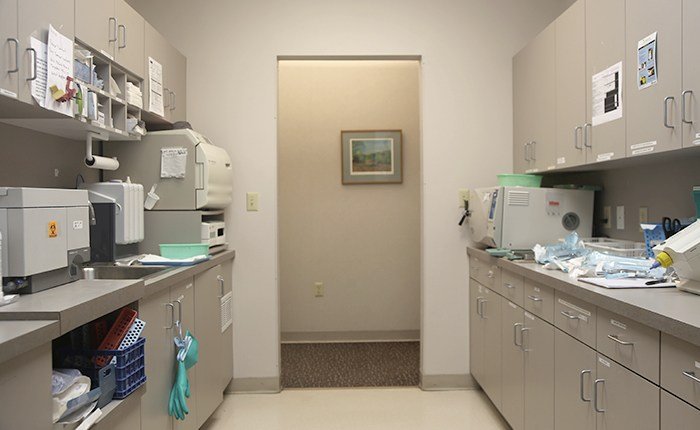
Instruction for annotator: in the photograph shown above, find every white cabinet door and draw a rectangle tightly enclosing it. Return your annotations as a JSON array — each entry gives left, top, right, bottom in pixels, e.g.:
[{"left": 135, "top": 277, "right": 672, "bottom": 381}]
[
  {"left": 625, "top": 0, "right": 682, "bottom": 157},
  {"left": 115, "top": 0, "right": 144, "bottom": 78},
  {"left": 682, "top": 0, "right": 700, "bottom": 148},
  {"left": 554, "top": 330, "right": 596, "bottom": 430},
  {"left": 0, "top": 0, "right": 19, "bottom": 100},
  {"left": 555, "top": 0, "right": 587, "bottom": 168},
  {"left": 585, "top": 0, "right": 626, "bottom": 163},
  {"left": 75, "top": 0, "right": 115, "bottom": 57},
  {"left": 17, "top": 0, "right": 74, "bottom": 104},
  {"left": 501, "top": 300, "right": 524, "bottom": 430},
  {"left": 172, "top": 280, "right": 198, "bottom": 430}
]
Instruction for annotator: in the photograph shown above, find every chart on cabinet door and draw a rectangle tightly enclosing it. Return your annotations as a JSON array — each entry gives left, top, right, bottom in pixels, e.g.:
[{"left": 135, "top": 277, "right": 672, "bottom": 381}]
[
  {"left": 592, "top": 61, "right": 623, "bottom": 126},
  {"left": 637, "top": 32, "right": 658, "bottom": 90}
]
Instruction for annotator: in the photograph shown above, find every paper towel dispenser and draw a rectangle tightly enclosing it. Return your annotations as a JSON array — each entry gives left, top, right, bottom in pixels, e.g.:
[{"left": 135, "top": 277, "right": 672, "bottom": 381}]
[{"left": 103, "top": 129, "right": 233, "bottom": 210}]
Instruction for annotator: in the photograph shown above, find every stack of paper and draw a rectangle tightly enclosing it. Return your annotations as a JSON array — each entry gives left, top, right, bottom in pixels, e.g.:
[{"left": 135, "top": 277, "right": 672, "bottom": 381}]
[{"left": 126, "top": 82, "right": 143, "bottom": 108}]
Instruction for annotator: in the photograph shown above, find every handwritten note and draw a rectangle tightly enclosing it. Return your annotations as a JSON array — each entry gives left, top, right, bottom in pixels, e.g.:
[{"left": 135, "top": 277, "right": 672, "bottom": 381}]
[
  {"left": 44, "top": 25, "right": 74, "bottom": 116},
  {"left": 30, "top": 37, "right": 48, "bottom": 107},
  {"left": 148, "top": 57, "right": 164, "bottom": 117}
]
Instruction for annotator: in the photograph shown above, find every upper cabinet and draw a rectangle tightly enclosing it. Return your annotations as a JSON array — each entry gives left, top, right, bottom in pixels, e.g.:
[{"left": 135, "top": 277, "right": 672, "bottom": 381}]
[
  {"left": 682, "top": 0, "right": 700, "bottom": 148},
  {"left": 75, "top": 0, "right": 145, "bottom": 78},
  {"left": 555, "top": 0, "right": 586, "bottom": 169},
  {"left": 513, "top": 23, "right": 556, "bottom": 174},
  {"left": 0, "top": 0, "right": 19, "bottom": 100},
  {"left": 514, "top": 0, "right": 699, "bottom": 173},
  {"left": 625, "top": 0, "right": 682, "bottom": 157},
  {"left": 585, "top": 0, "right": 626, "bottom": 164},
  {"left": 17, "top": 0, "right": 74, "bottom": 105},
  {"left": 144, "top": 22, "right": 187, "bottom": 123}
]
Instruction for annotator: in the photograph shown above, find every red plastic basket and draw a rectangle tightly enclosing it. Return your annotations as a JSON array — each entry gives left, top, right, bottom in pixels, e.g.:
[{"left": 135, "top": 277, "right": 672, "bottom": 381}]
[{"left": 94, "top": 307, "right": 137, "bottom": 367}]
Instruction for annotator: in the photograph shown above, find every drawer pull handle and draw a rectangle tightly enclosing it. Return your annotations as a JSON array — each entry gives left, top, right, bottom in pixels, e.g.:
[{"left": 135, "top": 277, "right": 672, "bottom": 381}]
[
  {"left": 527, "top": 295, "right": 543, "bottom": 302},
  {"left": 593, "top": 379, "right": 606, "bottom": 413},
  {"left": 560, "top": 311, "right": 580, "bottom": 321},
  {"left": 487, "top": 270, "right": 494, "bottom": 279},
  {"left": 504, "top": 283, "right": 515, "bottom": 290},
  {"left": 580, "top": 370, "right": 592, "bottom": 402},
  {"left": 520, "top": 327, "right": 530, "bottom": 352},
  {"left": 607, "top": 334, "right": 634, "bottom": 346},
  {"left": 683, "top": 371, "right": 700, "bottom": 384}
]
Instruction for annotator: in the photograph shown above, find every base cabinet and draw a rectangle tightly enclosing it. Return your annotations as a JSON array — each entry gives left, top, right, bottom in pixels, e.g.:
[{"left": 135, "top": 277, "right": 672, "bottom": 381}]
[
  {"left": 523, "top": 312, "right": 554, "bottom": 430},
  {"left": 470, "top": 280, "right": 502, "bottom": 409},
  {"left": 501, "top": 300, "right": 524, "bottom": 430},
  {"left": 661, "top": 390, "right": 700, "bottom": 429},
  {"left": 554, "top": 330, "right": 596, "bottom": 430},
  {"left": 595, "top": 354, "right": 660, "bottom": 430}
]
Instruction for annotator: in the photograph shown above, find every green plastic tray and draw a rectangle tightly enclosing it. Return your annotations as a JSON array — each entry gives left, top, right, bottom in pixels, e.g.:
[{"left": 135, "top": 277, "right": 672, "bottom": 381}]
[
  {"left": 497, "top": 174, "right": 543, "bottom": 187},
  {"left": 159, "top": 243, "right": 210, "bottom": 259}
]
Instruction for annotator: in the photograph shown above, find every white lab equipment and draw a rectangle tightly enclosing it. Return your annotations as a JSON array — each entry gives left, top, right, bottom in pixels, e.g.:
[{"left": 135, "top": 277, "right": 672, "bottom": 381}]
[
  {"left": 653, "top": 219, "right": 700, "bottom": 295},
  {"left": 86, "top": 181, "right": 144, "bottom": 245},
  {"left": 0, "top": 187, "right": 91, "bottom": 293},
  {"left": 103, "top": 129, "right": 233, "bottom": 210},
  {"left": 468, "top": 186, "right": 594, "bottom": 250}
]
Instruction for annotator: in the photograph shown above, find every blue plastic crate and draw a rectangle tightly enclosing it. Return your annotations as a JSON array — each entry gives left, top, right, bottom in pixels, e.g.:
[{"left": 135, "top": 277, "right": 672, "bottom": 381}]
[{"left": 68, "top": 338, "right": 147, "bottom": 400}]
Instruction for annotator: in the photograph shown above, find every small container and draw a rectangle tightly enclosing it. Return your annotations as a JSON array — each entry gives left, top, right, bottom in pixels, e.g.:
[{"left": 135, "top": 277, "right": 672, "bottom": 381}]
[
  {"left": 497, "top": 174, "right": 543, "bottom": 188},
  {"left": 581, "top": 238, "right": 647, "bottom": 258},
  {"left": 159, "top": 243, "right": 210, "bottom": 259}
]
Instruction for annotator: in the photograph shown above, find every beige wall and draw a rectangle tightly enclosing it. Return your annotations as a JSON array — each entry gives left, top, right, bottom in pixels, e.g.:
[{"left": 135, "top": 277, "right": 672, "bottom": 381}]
[
  {"left": 0, "top": 123, "right": 98, "bottom": 188},
  {"left": 278, "top": 61, "right": 420, "bottom": 335}
]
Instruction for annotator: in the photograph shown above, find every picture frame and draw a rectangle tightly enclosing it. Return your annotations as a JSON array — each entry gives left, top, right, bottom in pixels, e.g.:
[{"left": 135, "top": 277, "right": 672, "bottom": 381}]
[{"left": 341, "top": 130, "right": 403, "bottom": 184}]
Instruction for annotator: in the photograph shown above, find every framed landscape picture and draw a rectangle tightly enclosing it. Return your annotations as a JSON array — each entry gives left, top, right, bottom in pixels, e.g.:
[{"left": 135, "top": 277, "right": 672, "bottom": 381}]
[{"left": 341, "top": 130, "right": 403, "bottom": 184}]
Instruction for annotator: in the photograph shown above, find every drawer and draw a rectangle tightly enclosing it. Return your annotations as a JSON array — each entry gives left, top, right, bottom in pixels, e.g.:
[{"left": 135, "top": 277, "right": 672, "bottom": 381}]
[
  {"left": 501, "top": 271, "right": 524, "bottom": 307},
  {"left": 661, "top": 333, "right": 700, "bottom": 409},
  {"left": 661, "top": 390, "right": 700, "bottom": 429},
  {"left": 470, "top": 256, "right": 501, "bottom": 293},
  {"left": 523, "top": 279, "right": 553, "bottom": 323},
  {"left": 554, "top": 292, "right": 596, "bottom": 349},
  {"left": 597, "top": 308, "right": 660, "bottom": 384}
]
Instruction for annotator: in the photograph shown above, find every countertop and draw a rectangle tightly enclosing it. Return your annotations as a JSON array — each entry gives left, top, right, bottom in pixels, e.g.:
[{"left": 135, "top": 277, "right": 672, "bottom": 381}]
[
  {"left": 0, "top": 320, "right": 60, "bottom": 365},
  {"left": 0, "top": 249, "right": 236, "bottom": 361},
  {"left": 468, "top": 247, "right": 700, "bottom": 346}
]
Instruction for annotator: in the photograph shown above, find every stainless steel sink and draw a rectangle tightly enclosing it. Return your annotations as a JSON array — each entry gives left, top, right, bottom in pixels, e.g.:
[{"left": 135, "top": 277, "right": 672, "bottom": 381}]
[{"left": 82, "top": 265, "right": 172, "bottom": 280}]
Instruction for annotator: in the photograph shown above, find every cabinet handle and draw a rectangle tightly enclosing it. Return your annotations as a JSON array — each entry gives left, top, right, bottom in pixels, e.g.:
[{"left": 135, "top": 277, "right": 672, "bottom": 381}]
[
  {"left": 531, "top": 141, "right": 537, "bottom": 160},
  {"left": 527, "top": 295, "right": 542, "bottom": 302},
  {"left": 165, "top": 302, "right": 175, "bottom": 329},
  {"left": 26, "top": 48, "right": 37, "bottom": 81},
  {"left": 504, "top": 283, "right": 514, "bottom": 290},
  {"left": 682, "top": 371, "right": 700, "bottom": 384},
  {"left": 118, "top": 24, "right": 127, "bottom": 49},
  {"left": 7, "top": 38, "right": 19, "bottom": 73},
  {"left": 560, "top": 310, "right": 580, "bottom": 321},
  {"left": 475, "top": 297, "right": 482, "bottom": 317},
  {"left": 109, "top": 17, "right": 118, "bottom": 43},
  {"left": 682, "top": 90, "right": 694, "bottom": 124},
  {"left": 593, "top": 379, "right": 605, "bottom": 413},
  {"left": 574, "top": 126, "right": 583, "bottom": 150},
  {"left": 524, "top": 142, "right": 530, "bottom": 161},
  {"left": 607, "top": 334, "right": 633, "bottom": 346},
  {"left": 174, "top": 297, "right": 183, "bottom": 324},
  {"left": 163, "top": 87, "right": 170, "bottom": 108},
  {"left": 487, "top": 270, "right": 494, "bottom": 279},
  {"left": 513, "top": 323, "right": 523, "bottom": 347},
  {"left": 520, "top": 326, "right": 530, "bottom": 352},
  {"left": 170, "top": 91, "right": 176, "bottom": 111},
  {"left": 664, "top": 96, "right": 675, "bottom": 129},
  {"left": 583, "top": 123, "right": 592, "bottom": 148},
  {"left": 217, "top": 274, "right": 225, "bottom": 298},
  {"left": 480, "top": 299, "right": 487, "bottom": 319},
  {"left": 580, "top": 370, "right": 592, "bottom": 402}
]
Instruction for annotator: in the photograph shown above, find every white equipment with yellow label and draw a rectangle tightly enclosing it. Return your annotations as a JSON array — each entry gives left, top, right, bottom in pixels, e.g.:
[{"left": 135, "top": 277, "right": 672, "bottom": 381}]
[
  {"left": 0, "top": 187, "right": 91, "bottom": 294},
  {"left": 653, "top": 219, "right": 700, "bottom": 295}
]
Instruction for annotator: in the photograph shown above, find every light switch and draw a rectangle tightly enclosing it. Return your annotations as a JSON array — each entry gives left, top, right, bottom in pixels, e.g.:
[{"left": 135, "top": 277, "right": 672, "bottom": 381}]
[
  {"left": 246, "top": 192, "right": 259, "bottom": 211},
  {"left": 616, "top": 206, "right": 625, "bottom": 230}
]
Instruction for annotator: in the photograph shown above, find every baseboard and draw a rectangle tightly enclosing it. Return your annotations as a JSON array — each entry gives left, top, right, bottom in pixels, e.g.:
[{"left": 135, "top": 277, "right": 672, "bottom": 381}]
[
  {"left": 281, "top": 330, "right": 420, "bottom": 343},
  {"left": 228, "top": 377, "right": 281, "bottom": 394},
  {"left": 420, "top": 373, "right": 478, "bottom": 391}
]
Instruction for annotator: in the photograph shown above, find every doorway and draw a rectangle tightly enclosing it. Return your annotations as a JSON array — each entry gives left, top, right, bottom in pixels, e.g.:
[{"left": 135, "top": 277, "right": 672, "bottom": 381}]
[{"left": 277, "top": 58, "right": 422, "bottom": 388}]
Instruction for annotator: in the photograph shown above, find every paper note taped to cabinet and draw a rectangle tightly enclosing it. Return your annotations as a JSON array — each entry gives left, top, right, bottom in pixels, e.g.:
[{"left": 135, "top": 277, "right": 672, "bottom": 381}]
[
  {"left": 148, "top": 57, "right": 164, "bottom": 117},
  {"left": 44, "top": 25, "right": 74, "bottom": 117},
  {"left": 161, "top": 147, "right": 187, "bottom": 179},
  {"left": 592, "top": 61, "right": 623, "bottom": 126}
]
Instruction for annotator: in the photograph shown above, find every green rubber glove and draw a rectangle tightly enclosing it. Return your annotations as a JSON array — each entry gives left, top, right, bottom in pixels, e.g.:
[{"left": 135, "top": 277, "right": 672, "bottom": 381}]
[
  {"left": 168, "top": 361, "right": 190, "bottom": 420},
  {"left": 183, "top": 331, "right": 199, "bottom": 370}
]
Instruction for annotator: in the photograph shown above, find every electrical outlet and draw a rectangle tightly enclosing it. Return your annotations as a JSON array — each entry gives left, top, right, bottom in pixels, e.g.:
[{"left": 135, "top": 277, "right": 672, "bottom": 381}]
[
  {"left": 246, "top": 192, "right": 259, "bottom": 211},
  {"left": 616, "top": 205, "right": 625, "bottom": 230},
  {"left": 603, "top": 206, "right": 612, "bottom": 229},
  {"left": 314, "top": 282, "right": 324, "bottom": 298},
  {"left": 458, "top": 189, "right": 470, "bottom": 208}
]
